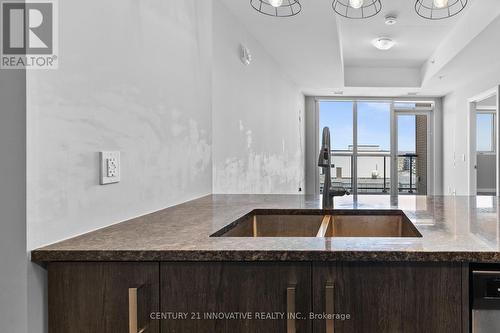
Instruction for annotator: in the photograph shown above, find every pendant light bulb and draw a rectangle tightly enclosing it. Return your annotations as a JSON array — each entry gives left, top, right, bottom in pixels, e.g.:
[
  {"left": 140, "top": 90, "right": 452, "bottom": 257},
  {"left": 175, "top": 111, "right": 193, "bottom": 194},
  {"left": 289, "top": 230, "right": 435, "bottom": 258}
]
[
  {"left": 433, "top": 0, "right": 449, "bottom": 8},
  {"left": 349, "top": 0, "right": 364, "bottom": 9},
  {"left": 268, "top": 0, "right": 283, "bottom": 8}
]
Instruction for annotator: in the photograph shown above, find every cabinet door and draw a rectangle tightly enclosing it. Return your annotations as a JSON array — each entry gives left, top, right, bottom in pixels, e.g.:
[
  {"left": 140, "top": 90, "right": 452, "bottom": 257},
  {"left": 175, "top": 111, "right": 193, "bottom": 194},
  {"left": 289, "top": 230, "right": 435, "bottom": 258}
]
[
  {"left": 161, "top": 262, "right": 311, "bottom": 333},
  {"left": 48, "top": 262, "right": 160, "bottom": 333},
  {"left": 312, "top": 262, "right": 463, "bottom": 333}
]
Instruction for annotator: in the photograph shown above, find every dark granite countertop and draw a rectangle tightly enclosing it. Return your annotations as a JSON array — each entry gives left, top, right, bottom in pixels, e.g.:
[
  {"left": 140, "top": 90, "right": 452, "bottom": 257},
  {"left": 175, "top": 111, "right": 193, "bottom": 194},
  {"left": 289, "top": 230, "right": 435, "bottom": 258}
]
[{"left": 31, "top": 195, "right": 500, "bottom": 263}]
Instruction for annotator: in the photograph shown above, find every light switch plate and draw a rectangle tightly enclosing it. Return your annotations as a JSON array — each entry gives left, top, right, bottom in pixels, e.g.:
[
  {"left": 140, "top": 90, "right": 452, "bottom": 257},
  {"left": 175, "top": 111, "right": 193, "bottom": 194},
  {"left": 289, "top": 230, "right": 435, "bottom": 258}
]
[{"left": 100, "top": 151, "right": 120, "bottom": 185}]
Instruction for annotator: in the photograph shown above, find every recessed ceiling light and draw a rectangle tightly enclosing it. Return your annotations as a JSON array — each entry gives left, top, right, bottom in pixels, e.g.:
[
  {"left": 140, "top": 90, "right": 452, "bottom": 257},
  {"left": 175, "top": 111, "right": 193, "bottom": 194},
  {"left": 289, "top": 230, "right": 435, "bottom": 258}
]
[
  {"left": 385, "top": 15, "right": 397, "bottom": 25},
  {"left": 333, "top": 91, "right": 344, "bottom": 95},
  {"left": 372, "top": 37, "right": 396, "bottom": 50},
  {"left": 408, "top": 92, "right": 418, "bottom": 96}
]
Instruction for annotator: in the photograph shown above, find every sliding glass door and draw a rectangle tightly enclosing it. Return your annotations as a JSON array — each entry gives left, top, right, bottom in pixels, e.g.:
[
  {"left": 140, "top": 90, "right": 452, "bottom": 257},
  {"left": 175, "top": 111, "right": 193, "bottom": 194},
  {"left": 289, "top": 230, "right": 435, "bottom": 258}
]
[
  {"left": 318, "top": 100, "right": 432, "bottom": 195},
  {"left": 356, "top": 102, "right": 391, "bottom": 194},
  {"left": 319, "top": 101, "right": 353, "bottom": 193},
  {"left": 396, "top": 113, "right": 429, "bottom": 195}
]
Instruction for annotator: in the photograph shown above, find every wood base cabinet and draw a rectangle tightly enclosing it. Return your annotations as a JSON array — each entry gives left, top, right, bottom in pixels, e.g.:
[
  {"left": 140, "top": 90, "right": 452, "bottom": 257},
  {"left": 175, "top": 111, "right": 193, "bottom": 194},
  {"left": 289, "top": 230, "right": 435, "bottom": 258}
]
[
  {"left": 47, "top": 261, "right": 466, "bottom": 333},
  {"left": 48, "top": 262, "right": 160, "bottom": 333},
  {"left": 161, "top": 262, "right": 312, "bottom": 333},
  {"left": 313, "top": 262, "right": 464, "bottom": 333}
]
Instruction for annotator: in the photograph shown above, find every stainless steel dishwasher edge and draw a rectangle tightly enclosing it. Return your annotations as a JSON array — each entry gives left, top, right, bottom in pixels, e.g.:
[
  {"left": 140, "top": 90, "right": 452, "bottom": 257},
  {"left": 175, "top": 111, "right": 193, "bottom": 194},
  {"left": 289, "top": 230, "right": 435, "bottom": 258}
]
[{"left": 472, "top": 270, "right": 500, "bottom": 333}]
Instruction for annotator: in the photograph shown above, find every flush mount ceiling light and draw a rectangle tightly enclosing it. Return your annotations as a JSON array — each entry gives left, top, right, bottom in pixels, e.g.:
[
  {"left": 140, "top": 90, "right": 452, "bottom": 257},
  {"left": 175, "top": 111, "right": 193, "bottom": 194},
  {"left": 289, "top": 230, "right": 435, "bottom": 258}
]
[
  {"left": 250, "top": 0, "right": 301, "bottom": 17},
  {"left": 415, "top": 0, "right": 467, "bottom": 20},
  {"left": 332, "top": 0, "right": 382, "bottom": 19},
  {"left": 372, "top": 37, "right": 396, "bottom": 50}
]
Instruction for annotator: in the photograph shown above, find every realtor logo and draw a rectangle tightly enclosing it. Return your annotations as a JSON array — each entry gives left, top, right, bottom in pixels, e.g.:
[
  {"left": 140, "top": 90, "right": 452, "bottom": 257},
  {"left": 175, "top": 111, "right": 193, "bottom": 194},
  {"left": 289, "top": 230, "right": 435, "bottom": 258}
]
[{"left": 1, "top": 0, "right": 58, "bottom": 69}]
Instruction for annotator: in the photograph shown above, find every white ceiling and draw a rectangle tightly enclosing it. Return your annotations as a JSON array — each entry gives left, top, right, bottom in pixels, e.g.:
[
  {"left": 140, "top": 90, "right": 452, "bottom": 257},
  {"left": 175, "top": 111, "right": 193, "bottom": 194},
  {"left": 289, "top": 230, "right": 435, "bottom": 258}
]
[
  {"left": 340, "top": 0, "right": 460, "bottom": 68},
  {"left": 219, "top": 0, "right": 500, "bottom": 97},
  {"left": 219, "top": 0, "right": 344, "bottom": 91},
  {"left": 477, "top": 95, "right": 497, "bottom": 108}
]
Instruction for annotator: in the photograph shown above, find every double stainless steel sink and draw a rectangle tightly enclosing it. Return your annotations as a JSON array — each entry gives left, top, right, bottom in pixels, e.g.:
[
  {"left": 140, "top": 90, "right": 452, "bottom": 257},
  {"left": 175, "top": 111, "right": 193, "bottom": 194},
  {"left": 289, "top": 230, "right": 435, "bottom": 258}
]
[{"left": 212, "top": 210, "right": 422, "bottom": 238}]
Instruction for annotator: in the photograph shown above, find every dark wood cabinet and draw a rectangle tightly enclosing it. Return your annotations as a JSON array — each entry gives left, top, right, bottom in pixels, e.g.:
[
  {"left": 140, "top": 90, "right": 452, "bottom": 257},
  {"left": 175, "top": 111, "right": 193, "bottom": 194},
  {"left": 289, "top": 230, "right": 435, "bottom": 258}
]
[
  {"left": 160, "top": 262, "right": 312, "bottom": 333},
  {"left": 47, "top": 261, "right": 468, "bottom": 333},
  {"left": 312, "top": 262, "right": 464, "bottom": 333},
  {"left": 48, "top": 262, "right": 160, "bottom": 333}
]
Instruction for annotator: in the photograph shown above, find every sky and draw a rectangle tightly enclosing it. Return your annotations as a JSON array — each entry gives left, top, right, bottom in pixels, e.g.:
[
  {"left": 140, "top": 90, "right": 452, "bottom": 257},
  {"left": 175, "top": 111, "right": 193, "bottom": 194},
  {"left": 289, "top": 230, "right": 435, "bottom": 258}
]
[
  {"left": 477, "top": 113, "right": 493, "bottom": 152},
  {"left": 319, "top": 101, "right": 417, "bottom": 152}
]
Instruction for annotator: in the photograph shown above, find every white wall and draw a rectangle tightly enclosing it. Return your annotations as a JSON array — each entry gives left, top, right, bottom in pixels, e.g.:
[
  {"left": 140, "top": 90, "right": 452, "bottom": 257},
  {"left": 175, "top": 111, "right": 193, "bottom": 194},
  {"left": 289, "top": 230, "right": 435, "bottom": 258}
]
[
  {"left": 212, "top": 1, "right": 305, "bottom": 194},
  {"left": 0, "top": 69, "right": 27, "bottom": 333},
  {"left": 345, "top": 67, "right": 421, "bottom": 88},
  {"left": 443, "top": 68, "right": 500, "bottom": 195},
  {"left": 26, "top": 0, "right": 213, "bottom": 331}
]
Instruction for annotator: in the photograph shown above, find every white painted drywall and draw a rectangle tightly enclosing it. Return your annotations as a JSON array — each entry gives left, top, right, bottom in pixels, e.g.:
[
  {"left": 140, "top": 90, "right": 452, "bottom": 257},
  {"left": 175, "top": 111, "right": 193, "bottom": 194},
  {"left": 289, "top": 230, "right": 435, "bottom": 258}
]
[
  {"left": 443, "top": 68, "right": 500, "bottom": 195},
  {"left": 345, "top": 67, "right": 421, "bottom": 88},
  {"left": 304, "top": 96, "right": 318, "bottom": 194},
  {"left": 212, "top": 1, "right": 305, "bottom": 194},
  {"left": 26, "top": 0, "right": 213, "bottom": 331},
  {"left": 0, "top": 69, "right": 27, "bottom": 333}
]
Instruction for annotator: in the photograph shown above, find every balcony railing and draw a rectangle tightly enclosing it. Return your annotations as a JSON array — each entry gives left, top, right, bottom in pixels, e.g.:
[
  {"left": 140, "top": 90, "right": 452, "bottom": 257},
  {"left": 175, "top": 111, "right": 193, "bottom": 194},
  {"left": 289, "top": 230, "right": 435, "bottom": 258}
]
[
  {"left": 319, "top": 151, "right": 418, "bottom": 194},
  {"left": 397, "top": 153, "right": 418, "bottom": 194}
]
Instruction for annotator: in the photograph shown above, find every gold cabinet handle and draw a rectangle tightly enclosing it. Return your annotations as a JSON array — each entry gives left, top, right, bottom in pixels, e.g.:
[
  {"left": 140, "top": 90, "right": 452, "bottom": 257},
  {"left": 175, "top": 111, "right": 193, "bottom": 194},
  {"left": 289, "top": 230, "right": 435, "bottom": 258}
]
[
  {"left": 326, "top": 283, "right": 335, "bottom": 333},
  {"left": 129, "top": 286, "right": 148, "bottom": 333},
  {"left": 129, "top": 288, "right": 138, "bottom": 333},
  {"left": 287, "top": 285, "right": 296, "bottom": 333}
]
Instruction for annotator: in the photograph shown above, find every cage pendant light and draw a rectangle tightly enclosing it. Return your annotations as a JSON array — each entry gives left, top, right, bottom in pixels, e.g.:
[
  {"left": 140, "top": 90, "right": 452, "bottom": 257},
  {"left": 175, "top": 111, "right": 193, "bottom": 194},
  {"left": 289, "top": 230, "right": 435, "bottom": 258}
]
[
  {"left": 332, "top": 0, "right": 382, "bottom": 19},
  {"left": 415, "top": 0, "right": 467, "bottom": 20},
  {"left": 250, "top": 0, "right": 302, "bottom": 17}
]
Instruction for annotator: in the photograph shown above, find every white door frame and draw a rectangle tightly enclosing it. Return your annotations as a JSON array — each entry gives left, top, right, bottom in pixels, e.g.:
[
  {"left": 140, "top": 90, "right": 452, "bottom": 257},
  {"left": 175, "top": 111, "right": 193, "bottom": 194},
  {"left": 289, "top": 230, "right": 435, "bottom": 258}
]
[{"left": 467, "top": 86, "right": 500, "bottom": 195}]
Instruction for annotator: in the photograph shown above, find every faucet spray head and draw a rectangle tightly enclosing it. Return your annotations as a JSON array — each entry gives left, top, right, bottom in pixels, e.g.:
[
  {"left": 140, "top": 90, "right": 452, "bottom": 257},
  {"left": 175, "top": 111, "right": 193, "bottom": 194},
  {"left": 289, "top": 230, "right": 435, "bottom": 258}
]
[{"left": 318, "top": 127, "right": 331, "bottom": 167}]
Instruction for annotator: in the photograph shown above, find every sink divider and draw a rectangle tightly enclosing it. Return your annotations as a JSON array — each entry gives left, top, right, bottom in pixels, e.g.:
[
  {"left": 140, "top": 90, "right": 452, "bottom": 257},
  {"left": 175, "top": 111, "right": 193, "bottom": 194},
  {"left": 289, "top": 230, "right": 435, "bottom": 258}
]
[{"left": 316, "top": 215, "right": 332, "bottom": 237}]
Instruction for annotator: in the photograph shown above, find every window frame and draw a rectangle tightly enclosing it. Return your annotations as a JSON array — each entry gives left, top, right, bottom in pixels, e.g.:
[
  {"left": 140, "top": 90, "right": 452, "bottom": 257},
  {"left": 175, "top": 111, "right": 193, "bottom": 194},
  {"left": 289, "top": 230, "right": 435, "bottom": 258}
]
[
  {"left": 315, "top": 97, "right": 435, "bottom": 196},
  {"left": 476, "top": 110, "right": 496, "bottom": 155}
]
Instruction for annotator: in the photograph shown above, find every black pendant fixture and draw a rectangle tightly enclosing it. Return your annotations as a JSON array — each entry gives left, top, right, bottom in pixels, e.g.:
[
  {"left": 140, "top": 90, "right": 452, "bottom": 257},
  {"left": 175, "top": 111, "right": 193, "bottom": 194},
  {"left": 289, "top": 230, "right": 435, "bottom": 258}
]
[
  {"left": 415, "top": 0, "right": 467, "bottom": 20},
  {"left": 332, "top": 0, "right": 382, "bottom": 19},
  {"left": 250, "top": 0, "right": 302, "bottom": 17}
]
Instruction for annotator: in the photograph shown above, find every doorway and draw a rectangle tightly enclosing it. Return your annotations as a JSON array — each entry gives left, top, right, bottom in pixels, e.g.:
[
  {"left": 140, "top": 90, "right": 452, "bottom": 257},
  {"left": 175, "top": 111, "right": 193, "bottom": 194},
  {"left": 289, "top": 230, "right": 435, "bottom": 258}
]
[
  {"left": 396, "top": 112, "right": 429, "bottom": 195},
  {"left": 469, "top": 89, "right": 498, "bottom": 196}
]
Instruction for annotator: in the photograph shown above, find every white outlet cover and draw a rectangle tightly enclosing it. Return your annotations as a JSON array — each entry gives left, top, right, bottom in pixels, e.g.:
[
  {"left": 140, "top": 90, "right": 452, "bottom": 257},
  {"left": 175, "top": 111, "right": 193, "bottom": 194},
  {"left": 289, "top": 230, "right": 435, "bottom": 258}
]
[{"left": 100, "top": 151, "right": 120, "bottom": 185}]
